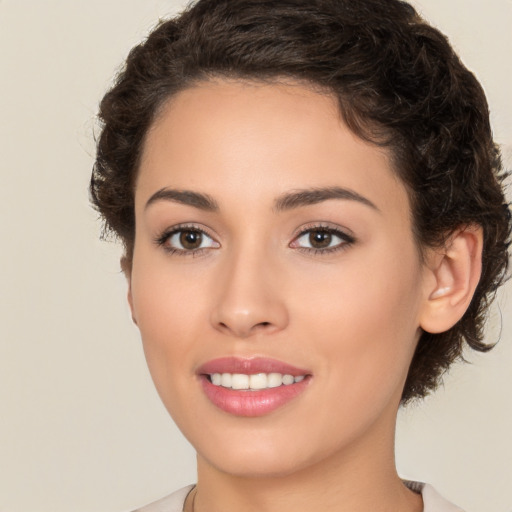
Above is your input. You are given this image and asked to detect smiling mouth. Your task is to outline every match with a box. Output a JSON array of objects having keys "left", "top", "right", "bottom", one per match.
[
  {"left": 198, "top": 357, "right": 312, "bottom": 416},
  {"left": 207, "top": 372, "right": 306, "bottom": 390}
]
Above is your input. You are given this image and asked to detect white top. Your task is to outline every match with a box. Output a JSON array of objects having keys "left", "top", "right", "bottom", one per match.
[{"left": 131, "top": 482, "right": 465, "bottom": 512}]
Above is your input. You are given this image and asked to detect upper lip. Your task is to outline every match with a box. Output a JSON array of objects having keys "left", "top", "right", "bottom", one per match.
[{"left": 197, "top": 357, "right": 310, "bottom": 376}]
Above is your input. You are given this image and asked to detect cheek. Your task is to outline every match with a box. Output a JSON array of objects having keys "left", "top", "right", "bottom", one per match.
[
  {"left": 129, "top": 262, "right": 209, "bottom": 394},
  {"left": 131, "top": 247, "right": 212, "bottom": 334},
  {"left": 293, "top": 243, "right": 423, "bottom": 393}
]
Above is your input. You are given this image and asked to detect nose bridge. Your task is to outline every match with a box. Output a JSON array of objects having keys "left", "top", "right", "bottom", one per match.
[{"left": 211, "top": 237, "right": 288, "bottom": 337}]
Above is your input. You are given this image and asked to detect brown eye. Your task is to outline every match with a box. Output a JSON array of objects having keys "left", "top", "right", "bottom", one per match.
[
  {"left": 291, "top": 226, "right": 354, "bottom": 253},
  {"left": 179, "top": 230, "right": 203, "bottom": 250},
  {"left": 308, "top": 230, "right": 332, "bottom": 249},
  {"left": 162, "top": 227, "right": 220, "bottom": 253}
]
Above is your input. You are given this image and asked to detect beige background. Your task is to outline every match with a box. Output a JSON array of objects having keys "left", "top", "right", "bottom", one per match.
[{"left": 0, "top": 1, "right": 510, "bottom": 511}]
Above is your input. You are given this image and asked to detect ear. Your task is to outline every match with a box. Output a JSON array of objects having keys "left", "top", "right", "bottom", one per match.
[
  {"left": 419, "top": 226, "right": 483, "bottom": 334},
  {"left": 121, "top": 256, "right": 138, "bottom": 326}
]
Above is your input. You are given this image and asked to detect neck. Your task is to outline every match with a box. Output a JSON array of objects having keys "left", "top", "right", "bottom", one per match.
[{"left": 192, "top": 407, "right": 422, "bottom": 512}]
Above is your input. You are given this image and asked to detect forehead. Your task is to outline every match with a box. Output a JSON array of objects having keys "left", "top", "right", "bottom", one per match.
[{"left": 137, "top": 79, "right": 408, "bottom": 217}]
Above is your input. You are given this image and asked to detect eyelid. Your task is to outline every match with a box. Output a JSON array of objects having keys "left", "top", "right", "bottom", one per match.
[
  {"left": 289, "top": 222, "right": 356, "bottom": 252},
  {"left": 291, "top": 222, "right": 355, "bottom": 241},
  {"left": 154, "top": 223, "right": 220, "bottom": 255}
]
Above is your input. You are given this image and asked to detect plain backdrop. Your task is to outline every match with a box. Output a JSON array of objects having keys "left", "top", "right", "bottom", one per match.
[{"left": 0, "top": 1, "right": 510, "bottom": 511}]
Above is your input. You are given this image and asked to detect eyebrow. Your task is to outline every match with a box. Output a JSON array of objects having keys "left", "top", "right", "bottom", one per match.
[
  {"left": 144, "top": 185, "right": 379, "bottom": 214},
  {"left": 145, "top": 188, "right": 219, "bottom": 212},
  {"left": 273, "top": 186, "right": 379, "bottom": 212}
]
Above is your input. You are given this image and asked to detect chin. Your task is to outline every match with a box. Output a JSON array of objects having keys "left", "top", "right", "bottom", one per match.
[
  {"left": 193, "top": 421, "right": 348, "bottom": 480},
  {"left": 200, "top": 447, "right": 318, "bottom": 479}
]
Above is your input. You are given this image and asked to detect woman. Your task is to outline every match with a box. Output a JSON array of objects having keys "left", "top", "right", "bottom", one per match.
[{"left": 91, "top": 0, "right": 510, "bottom": 510}]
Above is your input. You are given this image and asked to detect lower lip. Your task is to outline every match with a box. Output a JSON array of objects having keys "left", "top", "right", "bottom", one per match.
[{"left": 200, "top": 376, "right": 311, "bottom": 417}]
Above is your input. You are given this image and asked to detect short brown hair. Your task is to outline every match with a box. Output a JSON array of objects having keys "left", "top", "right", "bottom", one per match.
[{"left": 91, "top": 0, "right": 511, "bottom": 402}]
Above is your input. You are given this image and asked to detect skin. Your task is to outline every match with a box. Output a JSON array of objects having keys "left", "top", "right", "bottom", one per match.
[{"left": 126, "top": 80, "right": 479, "bottom": 512}]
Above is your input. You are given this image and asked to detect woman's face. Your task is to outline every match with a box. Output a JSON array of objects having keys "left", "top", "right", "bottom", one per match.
[{"left": 129, "top": 80, "right": 432, "bottom": 477}]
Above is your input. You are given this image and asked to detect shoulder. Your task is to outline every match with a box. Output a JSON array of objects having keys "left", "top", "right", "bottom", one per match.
[
  {"left": 405, "top": 481, "right": 465, "bottom": 512},
  {"left": 131, "top": 485, "right": 194, "bottom": 512}
]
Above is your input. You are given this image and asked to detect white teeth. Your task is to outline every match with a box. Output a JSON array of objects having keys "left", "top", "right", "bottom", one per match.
[
  {"left": 267, "top": 373, "right": 283, "bottom": 388},
  {"left": 209, "top": 372, "right": 306, "bottom": 390},
  {"left": 231, "top": 373, "right": 250, "bottom": 390},
  {"left": 282, "top": 374, "right": 294, "bottom": 385},
  {"left": 221, "top": 373, "right": 232, "bottom": 388},
  {"left": 249, "top": 373, "right": 268, "bottom": 390}
]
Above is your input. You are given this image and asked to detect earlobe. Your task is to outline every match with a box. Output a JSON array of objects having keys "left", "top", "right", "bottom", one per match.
[
  {"left": 127, "top": 285, "right": 138, "bottom": 326},
  {"left": 120, "top": 256, "right": 138, "bottom": 326},
  {"left": 419, "top": 226, "right": 483, "bottom": 334}
]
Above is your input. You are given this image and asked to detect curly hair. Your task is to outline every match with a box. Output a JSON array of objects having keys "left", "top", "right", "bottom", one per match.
[{"left": 91, "top": 0, "right": 511, "bottom": 403}]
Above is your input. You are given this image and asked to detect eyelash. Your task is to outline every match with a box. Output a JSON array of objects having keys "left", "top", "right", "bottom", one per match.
[
  {"left": 154, "top": 223, "right": 355, "bottom": 257},
  {"left": 154, "top": 224, "right": 218, "bottom": 257},
  {"left": 290, "top": 224, "right": 356, "bottom": 255}
]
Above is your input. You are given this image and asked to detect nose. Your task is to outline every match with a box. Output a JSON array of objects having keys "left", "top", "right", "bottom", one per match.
[{"left": 210, "top": 249, "right": 289, "bottom": 338}]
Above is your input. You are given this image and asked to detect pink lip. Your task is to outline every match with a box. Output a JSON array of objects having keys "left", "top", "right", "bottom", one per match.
[
  {"left": 198, "top": 357, "right": 309, "bottom": 376},
  {"left": 197, "top": 357, "right": 312, "bottom": 417}
]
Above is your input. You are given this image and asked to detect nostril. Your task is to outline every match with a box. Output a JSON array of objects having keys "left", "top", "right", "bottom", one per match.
[{"left": 217, "top": 320, "right": 273, "bottom": 336}]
